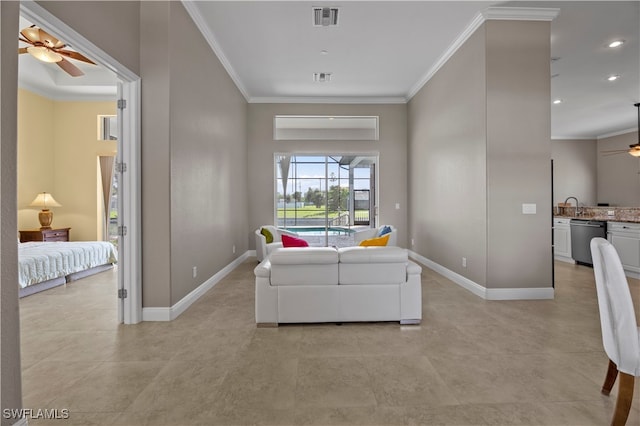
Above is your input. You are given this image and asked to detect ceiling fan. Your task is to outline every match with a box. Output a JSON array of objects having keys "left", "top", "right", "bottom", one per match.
[
  {"left": 18, "top": 25, "right": 95, "bottom": 77},
  {"left": 600, "top": 103, "right": 640, "bottom": 157}
]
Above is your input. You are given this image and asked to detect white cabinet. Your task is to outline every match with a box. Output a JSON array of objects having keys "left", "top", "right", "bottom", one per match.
[
  {"left": 553, "top": 218, "right": 573, "bottom": 263},
  {"left": 608, "top": 221, "right": 640, "bottom": 279}
]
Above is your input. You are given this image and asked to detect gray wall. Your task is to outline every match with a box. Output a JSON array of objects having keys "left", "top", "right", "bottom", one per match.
[
  {"left": 408, "top": 25, "right": 488, "bottom": 286},
  {"left": 408, "top": 20, "right": 553, "bottom": 290},
  {"left": 1, "top": 3, "right": 22, "bottom": 424},
  {"left": 167, "top": 2, "right": 248, "bottom": 305},
  {"left": 485, "top": 20, "right": 552, "bottom": 290},
  {"left": 551, "top": 139, "right": 597, "bottom": 207},
  {"left": 247, "top": 104, "right": 407, "bottom": 248},
  {"left": 597, "top": 131, "right": 640, "bottom": 207}
]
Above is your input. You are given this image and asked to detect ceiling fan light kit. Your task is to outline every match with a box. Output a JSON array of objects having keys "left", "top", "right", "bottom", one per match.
[
  {"left": 26, "top": 45, "right": 62, "bottom": 63},
  {"left": 18, "top": 24, "right": 95, "bottom": 77}
]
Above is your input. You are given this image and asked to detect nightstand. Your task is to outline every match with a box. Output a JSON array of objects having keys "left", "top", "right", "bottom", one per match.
[{"left": 19, "top": 228, "right": 70, "bottom": 243}]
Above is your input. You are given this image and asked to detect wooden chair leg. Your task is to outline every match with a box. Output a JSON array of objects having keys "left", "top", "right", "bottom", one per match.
[
  {"left": 611, "top": 372, "right": 634, "bottom": 426},
  {"left": 602, "top": 359, "right": 618, "bottom": 396}
]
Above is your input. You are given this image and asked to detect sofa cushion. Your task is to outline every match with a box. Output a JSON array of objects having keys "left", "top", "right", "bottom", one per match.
[
  {"left": 281, "top": 234, "right": 309, "bottom": 248},
  {"left": 359, "top": 234, "right": 390, "bottom": 247},
  {"left": 338, "top": 247, "right": 408, "bottom": 285},
  {"left": 270, "top": 247, "right": 338, "bottom": 264},
  {"left": 270, "top": 247, "right": 339, "bottom": 286},
  {"left": 261, "top": 227, "right": 274, "bottom": 244},
  {"left": 339, "top": 246, "right": 407, "bottom": 263}
]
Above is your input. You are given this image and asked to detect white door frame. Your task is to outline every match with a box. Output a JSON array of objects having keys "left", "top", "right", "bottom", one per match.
[{"left": 21, "top": 1, "right": 142, "bottom": 324}]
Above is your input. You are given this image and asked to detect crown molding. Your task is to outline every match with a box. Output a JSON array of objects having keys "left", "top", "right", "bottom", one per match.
[
  {"left": 597, "top": 127, "right": 637, "bottom": 140},
  {"left": 483, "top": 7, "right": 560, "bottom": 21},
  {"left": 182, "top": 0, "right": 250, "bottom": 102},
  {"left": 19, "top": 83, "right": 117, "bottom": 102},
  {"left": 407, "top": 12, "right": 485, "bottom": 100},
  {"left": 407, "top": 7, "right": 559, "bottom": 101},
  {"left": 249, "top": 96, "right": 407, "bottom": 104}
]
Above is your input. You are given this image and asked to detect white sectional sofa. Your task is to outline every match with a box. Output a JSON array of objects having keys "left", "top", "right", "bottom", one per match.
[
  {"left": 254, "top": 246, "right": 422, "bottom": 326},
  {"left": 254, "top": 225, "right": 299, "bottom": 262}
]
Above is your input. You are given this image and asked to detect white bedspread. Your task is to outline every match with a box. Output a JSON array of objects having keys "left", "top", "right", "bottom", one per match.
[{"left": 18, "top": 241, "right": 118, "bottom": 288}]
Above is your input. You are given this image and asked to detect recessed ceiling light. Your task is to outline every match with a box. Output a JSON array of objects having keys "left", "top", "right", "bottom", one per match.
[
  {"left": 607, "top": 74, "right": 621, "bottom": 81},
  {"left": 608, "top": 40, "right": 625, "bottom": 48},
  {"left": 553, "top": 99, "right": 563, "bottom": 104},
  {"left": 320, "top": 50, "right": 329, "bottom": 55}
]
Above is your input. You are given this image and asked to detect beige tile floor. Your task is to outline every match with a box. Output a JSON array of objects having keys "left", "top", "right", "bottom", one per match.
[{"left": 19, "top": 259, "right": 640, "bottom": 426}]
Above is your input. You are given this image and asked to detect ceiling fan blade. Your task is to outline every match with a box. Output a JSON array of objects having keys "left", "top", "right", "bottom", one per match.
[
  {"left": 57, "top": 49, "right": 96, "bottom": 65},
  {"left": 37, "top": 28, "right": 65, "bottom": 49},
  {"left": 56, "top": 58, "right": 84, "bottom": 77},
  {"left": 18, "top": 47, "right": 28, "bottom": 55}
]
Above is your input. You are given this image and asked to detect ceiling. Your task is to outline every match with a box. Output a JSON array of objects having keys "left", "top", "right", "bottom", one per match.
[{"left": 17, "top": 1, "right": 639, "bottom": 139}]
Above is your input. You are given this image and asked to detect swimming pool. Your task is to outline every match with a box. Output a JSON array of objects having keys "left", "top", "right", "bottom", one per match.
[{"left": 284, "top": 226, "right": 356, "bottom": 236}]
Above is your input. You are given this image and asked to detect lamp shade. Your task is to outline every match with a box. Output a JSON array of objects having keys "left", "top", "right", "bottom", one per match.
[
  {"left": 629, "top": 148, "right": 640, "bottom": 157},
  {"left": 30, "top": 192, "right": 61, "bottom": 208}
]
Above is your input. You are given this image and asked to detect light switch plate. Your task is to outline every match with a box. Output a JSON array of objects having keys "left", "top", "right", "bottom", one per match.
[{"left": 522, "top": 203, "right": 537, "bottom": 214}]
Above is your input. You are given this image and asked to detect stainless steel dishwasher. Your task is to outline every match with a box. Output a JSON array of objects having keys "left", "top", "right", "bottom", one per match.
[{"left": 570, "top": 219, "right": 607, "bottom": 266}]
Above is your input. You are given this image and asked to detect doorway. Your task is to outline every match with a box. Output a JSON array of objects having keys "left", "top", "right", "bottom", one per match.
[
  {"left": 20, "top": 2, "right": 141, "bottom": 324},
  {"left": 274, "top": 154, "right": 378, "bottom": 247}
]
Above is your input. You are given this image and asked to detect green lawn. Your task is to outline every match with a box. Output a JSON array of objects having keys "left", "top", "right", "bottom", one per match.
[{"left": 277, "top": 207, "right": 369, "bottom": 220}]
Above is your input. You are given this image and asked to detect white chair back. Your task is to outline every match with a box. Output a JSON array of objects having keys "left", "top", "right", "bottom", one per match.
[{"left": 590, "top": 237, "right": 640, "bottom": 376}]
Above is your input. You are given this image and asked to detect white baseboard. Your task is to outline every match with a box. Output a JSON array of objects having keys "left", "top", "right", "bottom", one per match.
[
  {"left": 554, "top": 255, "right": 575, "bottom": 264},
  {"left": 142, "top": 251, "right": 252, "bottom": 321},
  {"left": 409, "top": 250, "right": 554, "bottom": 300}
]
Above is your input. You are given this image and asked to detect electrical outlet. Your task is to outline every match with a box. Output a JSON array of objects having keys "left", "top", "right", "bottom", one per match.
[
  {"left": 192, "top": 266, "right": 197, "bottom": 278},
  {"left": 462, "top": 257, "right": 467, "bottom": 268},
  {"left": 395, "top": 203, "right": 400, "bottom": 210},
  {"left": 607, "top": 210, "right": 615, "bottom": 216},
  {"left": 232, "top": 245, "right": 236, "bottom": 254},
  {"left": 411, "top": 238, "right": 415, "bottom": 246}
]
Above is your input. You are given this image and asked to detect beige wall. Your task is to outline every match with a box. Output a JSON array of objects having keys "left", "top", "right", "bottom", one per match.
[
  {"left": 1, "top": 3, "right": 22, "bottom": 424},
  {"left": 551, "top": 139, "right": 597, "bottom": 207},
  {"left": 17, "top": 89, "right": 55, "bottom": 229},
  {"left": 17, "top": 89, "right": 117, "bottom": 240},
  {"left": 247, "top": 103, "right": 408, "bottom": 248},
  {"left": 597, "top": 131, "right": 640, "bottom": 207},
  {"left": 408, "top": 20, "right": 553, "bottom": 290}
]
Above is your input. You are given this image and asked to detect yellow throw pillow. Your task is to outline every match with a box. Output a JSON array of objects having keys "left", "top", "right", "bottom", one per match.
[{"left": 358, "top": 234, "right": 390, "bottom": 247}]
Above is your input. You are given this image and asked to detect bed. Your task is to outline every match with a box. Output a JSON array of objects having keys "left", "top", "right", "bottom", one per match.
[{"left": 18, "top": 241, "right": 118, "bottom": 297}]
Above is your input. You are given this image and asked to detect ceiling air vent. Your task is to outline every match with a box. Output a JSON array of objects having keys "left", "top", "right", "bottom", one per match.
[
  {"left": 313, "top": 7, "right": 339, "bottom": 27},
  {"left": 313, "top": 72, "right": 332, "bottom": 82}
]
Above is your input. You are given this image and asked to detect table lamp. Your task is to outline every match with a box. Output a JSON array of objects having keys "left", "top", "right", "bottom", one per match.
[{"left": 29, "top": 192, "right": 61, "bottom": 229}]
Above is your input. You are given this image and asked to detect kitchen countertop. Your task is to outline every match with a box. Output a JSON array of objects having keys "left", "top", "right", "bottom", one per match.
[{"left": 554, "top": 215, "right": 640, "bottom": 224}]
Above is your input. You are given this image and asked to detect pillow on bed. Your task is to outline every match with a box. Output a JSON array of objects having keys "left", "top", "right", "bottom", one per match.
[
  {"left": 261, "top": 227, "right": 274, "bottom": 244},
  {"left": 359, "top": 234, "right": 390, "bottom": 247},
  {"left": 281, "top": 234, "right": 309, "bottom": 248}
]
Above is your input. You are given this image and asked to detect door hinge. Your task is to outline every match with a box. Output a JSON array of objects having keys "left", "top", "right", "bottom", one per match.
[
  {"left": 118, "top": 288, "right": 128, "bottom": 299},
  {"left": 118, "top": 225, "right": 128, "bottom": 237},
  {"left": 116, "top": 162, "right": 127, "bottom": 173},
  {"left": 117, "top": 99, "right": 127, "bottom": 109}
]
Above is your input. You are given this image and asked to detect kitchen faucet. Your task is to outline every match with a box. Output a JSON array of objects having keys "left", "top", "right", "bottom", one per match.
[{"left": 564, "top": 196, "right": 581, "bottom": 216}]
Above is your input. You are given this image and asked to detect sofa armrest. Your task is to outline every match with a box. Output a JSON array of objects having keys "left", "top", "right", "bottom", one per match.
[
  {"left": 406, "top": 260, "right": 422, "bottom": 277},
  {"left": 354, "top": 228, "right": 378, "bottom": 243},
  {"left": 255, "top": 229, "right": 268, "bottom": 262},
  {"left": 254, "top": 259, "right": 272, "bottom": 278}
]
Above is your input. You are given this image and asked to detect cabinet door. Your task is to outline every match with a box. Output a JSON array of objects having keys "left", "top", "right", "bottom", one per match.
[
  {"left": 554, "top": 227, "right": 571, "bottom": 258},
  {"left": 610, "top": 234, "right": 640, "bottom": 271}
]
